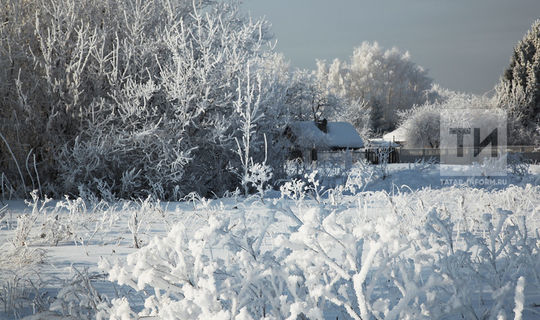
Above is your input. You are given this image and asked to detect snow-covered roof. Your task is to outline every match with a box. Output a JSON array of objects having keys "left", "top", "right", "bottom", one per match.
[
  {"left": 382, "top": 127, "right": 407, "bottom": 142},
  {"left": 326, "top": 122, "right": 364, "bottom": 148},
  {"left": 367, "top": 138, "right": 400, "bottom": 148},
  {"left": 287, "top": 121, "right": 364, "bottom": 149}
]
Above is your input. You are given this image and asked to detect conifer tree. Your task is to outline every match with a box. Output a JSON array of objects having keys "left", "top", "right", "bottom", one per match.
[{"left": 496, "top": 20, "right": 540, "bottom": 145}]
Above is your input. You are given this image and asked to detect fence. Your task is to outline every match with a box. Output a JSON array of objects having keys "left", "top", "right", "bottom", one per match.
[
  {"left": 364, "top": 148, "right": 399, "bottom": 164},
  {"left": 286, "top": 146, "right": 540, "bottom": 173},
  {"left": 398, "top": 146, "right": 540, "bottom": 163}
]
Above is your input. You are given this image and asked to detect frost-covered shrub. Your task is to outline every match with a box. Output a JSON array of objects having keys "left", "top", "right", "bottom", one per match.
[
  {"left": 102, "top": 207, "right": 308, "bottom": 319},
  {"left": 98, "top": 182, "right": 540, "bottom": 319},
  {"left": 19, "top": 192, "right": 90, "bottom": 246},
  {"left": 39, "top": 214, "right": 74, "bottom": 246},
  {"left": 418, "top": 207, "right": 540, "bottom": 319},
  {"left": 0, "top": 270, "right": 48, "bottom": 318},
  {"left": 344, "top": 159, "right": 377, "bottom": 193},
  {"left": 96, "top": 297, "right": 138, "bottom": 320},
  {"left": 24, "top": 267, "right": 114, "bottom": 320},
  {"left": 278, "top": 206, "right": 411, "bottom": 319},
  {"left": 1, "top": 0, "right": 290, "bottom": 199},
  {"left": 57, "top": 1, "right": 290, "bottom": 199},
  {"left": 127, "top": 196, "right": 165, "bottom": 248},
  {"left": 13, "top": 191, "right": 51, "bottom": 247},
  {"left": 0, "top": 244, "right": 45, "bottom": 270},
  {"left": 508, "top": 153, "right": 531, "bottom": 177},
  {"left": 399, "top": 104, "right": 441, "bottom": 148},
  {"left": 47, "top": 268, "right": 109, "bottom": 320},
  {"left": 6, "top": 190, "right": 120, "bottom": 250},
  {"left": 280, "top": 178, "right": 307, "bottom": 203},
  {"left": 397, "top": 92, "right": 502, "bottom": 149},
  {"left": 244, "top": 162, "right": 273, "bottom": 200},
  {"left": 0, "top": 0, "right": 126, "bottom": 197},
  {"left": 280, "top": 171, "right": 327, "bottom": 205},
  {"left": 278, "top": 194, "right": 539, "bottom": 319}
]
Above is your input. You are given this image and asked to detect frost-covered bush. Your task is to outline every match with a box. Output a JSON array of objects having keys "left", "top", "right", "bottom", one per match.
[
  {"left": 58, "top": 0, "right": 289, "bottom": 199},
  {"left": 0, "top": 0, "right": 126, "bottom": 197},
  {"left": 15, "top": 192, "right": 90, "bottom": 247},
  {"left": 278, "top": 206, "right": 409, "bottom": 319},
  {"left": 397, "top": 92, "right": 502, "bottom": 149},
  {"left": 243, "top": 162, "right": 273, "bottom": 200},
  {"left": 508, "top": 153, "right": 531, "bottom": 177},
  {"left": 279, "top": 191, "right": 539, "bottom": 319},
  {"left": 100, "top": 182, "right": 540, "bottom": 319},
  {"left": 345, "top": 160, "right": 377, "bottom": 193},
  {"left": 26, "top": 267, "right": 115, "bottom": 320},
  {"left": 101, "top": 206, "right": 308, "bottom": 319},
  {"left": 345, "top": 157, "right": 393, "bottom": 192},
  {"left": 127, "top": 196, "right": 165, "bottom": 248},
  {"left": 279, "top": 178, "right": 307, "bottom": 203},
  {"left": 418, "top": 207, "right": 540, "bottom": 319},
  {"left": 0, "top": 0, "right": 290, "bottom": 199},
  {"left": 39, "top": 214, "right": 74, "bottom": 246},
  {"left": 5, "top": 190, "right": 124, "bottom": 251},
  {"left": 0, "top": 270, "right": 48, "bottom": 318},
  {"left": 48, "top": 268, "right": 109, "bottom": 320},
  {"left": 13, "top": 191, "right": 51, "bottom": 247},
  {"left": 399, "top": 104, "right": 441, "bottom": 148},
  {"left": 0, "top": 244, "right": 45, "bottom": 271},
  {"left": 280, "top": 171, "right": 327, "bottom": 205}
]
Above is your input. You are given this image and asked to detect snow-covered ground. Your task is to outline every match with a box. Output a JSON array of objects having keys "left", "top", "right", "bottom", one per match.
[{"left": 1, "top": 164, "right": 539, "bottom": 319}]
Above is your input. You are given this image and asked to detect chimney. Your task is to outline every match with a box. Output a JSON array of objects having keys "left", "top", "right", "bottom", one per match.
[{"left": 316, "top": 118, "right": 328, "bottom": 133}]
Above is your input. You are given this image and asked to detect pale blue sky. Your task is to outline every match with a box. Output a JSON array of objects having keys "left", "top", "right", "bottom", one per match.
[{"left": 242, "top": 0, "right": 540, "bottom": 94}]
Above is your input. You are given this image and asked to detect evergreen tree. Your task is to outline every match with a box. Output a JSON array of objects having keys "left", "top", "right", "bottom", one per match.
[{"left": 496, "top": 19, "right": 540, "bottom": 145}]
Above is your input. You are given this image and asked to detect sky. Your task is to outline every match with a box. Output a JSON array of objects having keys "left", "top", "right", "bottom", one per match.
[{"left": 241, "top": 0, "right": 540, "bottom": 95}]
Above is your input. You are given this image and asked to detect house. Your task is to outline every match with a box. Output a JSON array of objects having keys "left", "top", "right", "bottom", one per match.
[
  {"left": 382, "top": 127, "right": 407, "bottom": 145},
  {"left": 284, "top": 120, "right": 364, "bottom": 162}
]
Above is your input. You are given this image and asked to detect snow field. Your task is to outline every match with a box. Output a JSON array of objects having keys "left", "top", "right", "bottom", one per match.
[{"left": 0, "top": 168, "right": 539, "bottom": 319}]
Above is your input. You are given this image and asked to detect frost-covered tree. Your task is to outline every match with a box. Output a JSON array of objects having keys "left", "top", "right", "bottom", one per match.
[
  {"left": 399, "top": 104, "right": 441, "bottom": 148},
  {"left": 397, "top": 92, "right": 498, "bottom": 148},
  {"left": 341, "top": 99, "right": 373, "bottom": 139},
  {"left": 0, "top": 0, "right": 290, "bottom": 198},
  {"left": 496, "top": 19, "right": 540, "bottom": 145},
  {"left": 317, "top": 42, "right": 436, "bottom": 134},
  {"left": 283, "top": 66, "right": 374, "bottom": 138},
  {"left": 0, "top": 0, "right": 116, "bottom": 196},
  {"left": 285, "top": 69, "right": 343, "bottom": 122}
]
